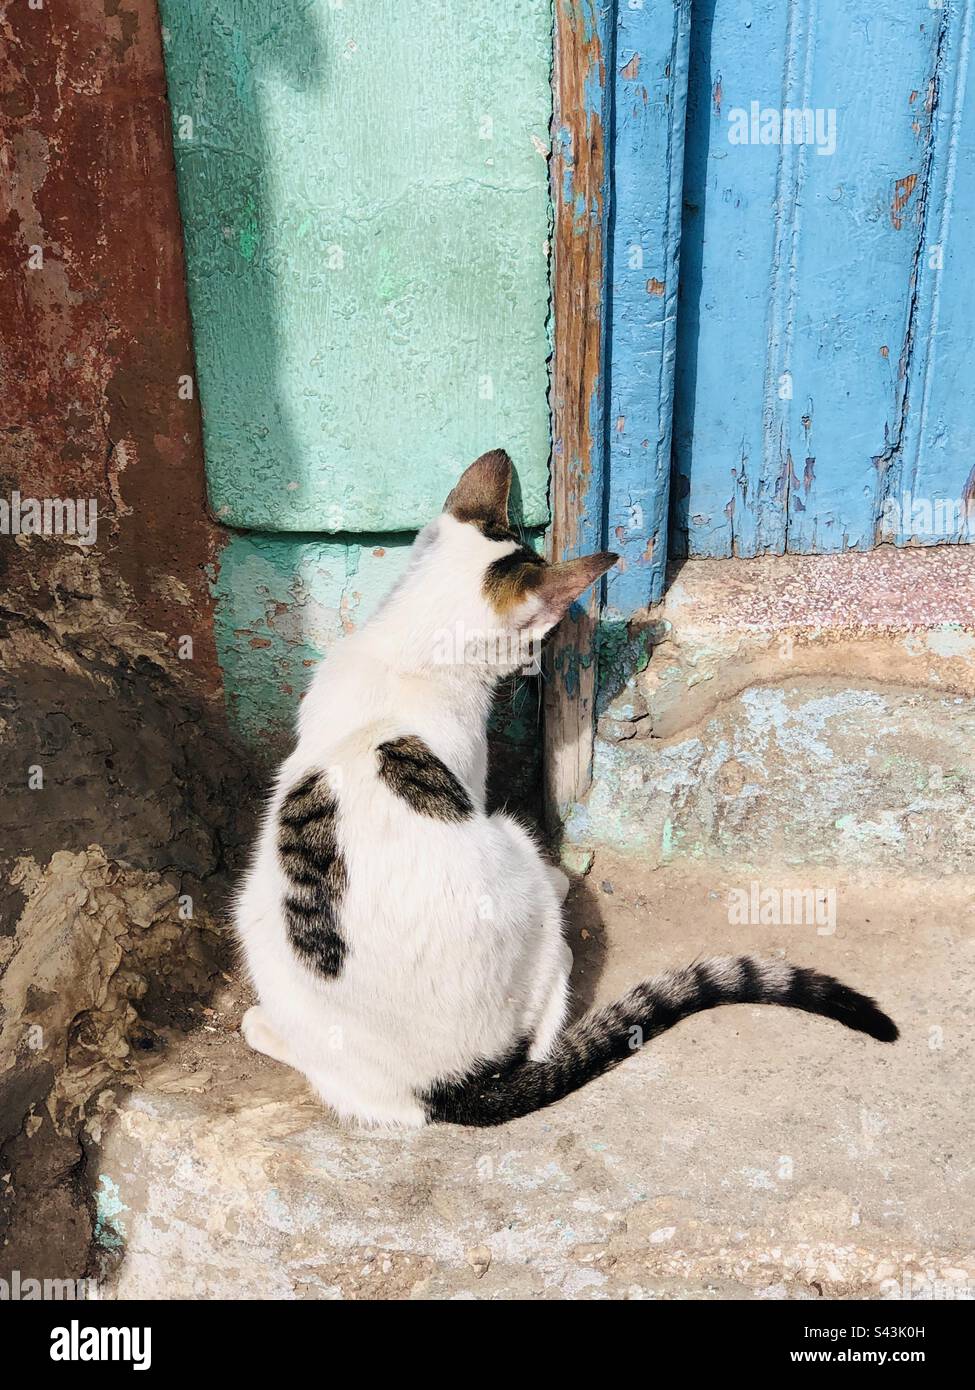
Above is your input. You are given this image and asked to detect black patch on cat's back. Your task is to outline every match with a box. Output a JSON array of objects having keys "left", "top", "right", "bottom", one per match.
[
  {"left": 376, "top": 736, "right": 474, "bottom": 822},
  {"left": 277, "top": 770, "right": 348, "bottom": 978}
]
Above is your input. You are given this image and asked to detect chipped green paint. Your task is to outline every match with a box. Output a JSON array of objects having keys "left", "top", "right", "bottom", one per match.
[
  {"left": 211, "top": 525, "right": 548, "bottom": 781},
  {"left": 159, "top": 0, "right": 553, "bottom": 534},
  {"left": 95, "top": 1174, "right": 128, "bottom": 1252},
  {"left": 596, "top": 619, "right": 652, "bottom": 714},
  {"left": 211, "top": 531, "right": 413, "bottom": 752}
]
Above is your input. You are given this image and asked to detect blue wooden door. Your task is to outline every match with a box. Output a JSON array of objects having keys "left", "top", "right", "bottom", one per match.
[{"left": 601, "top": 0, "right": 975, "bottom": 612}]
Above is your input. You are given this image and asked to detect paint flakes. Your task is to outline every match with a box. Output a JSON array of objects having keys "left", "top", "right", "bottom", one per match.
[
  {"left": 891, "top": 173, "right": 918, "bottom": 230},
  {"left": 95, "top": 1175, "right": 128, "bottom": 1251}
]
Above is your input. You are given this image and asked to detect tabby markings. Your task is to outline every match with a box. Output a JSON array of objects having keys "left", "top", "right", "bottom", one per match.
[
  {"left": 482, "top": 544, "right": 546, "bottom": 611},
  {"left": 277, "top": 770, "right": 348, "bottom": 978},
  {"left": 376, "top": 736, "right": 474, "bottom": 822}
]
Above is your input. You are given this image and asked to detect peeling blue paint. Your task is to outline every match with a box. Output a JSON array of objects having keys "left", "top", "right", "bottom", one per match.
[
  {"left": 604, "top": 0, "right": 692, "bottom": 614},
  {"left": 670, "top": 1, "right": 975, "bottom": 561}
]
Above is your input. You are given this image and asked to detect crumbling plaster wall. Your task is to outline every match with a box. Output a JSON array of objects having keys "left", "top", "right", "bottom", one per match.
[{"left": 0, "top": 0, "right": 254, "bottom": 1278}]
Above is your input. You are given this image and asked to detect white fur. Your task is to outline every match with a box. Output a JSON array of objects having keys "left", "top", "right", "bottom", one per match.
[{"left": 234, "top": 515, "right": 572, "bottom": 1128}]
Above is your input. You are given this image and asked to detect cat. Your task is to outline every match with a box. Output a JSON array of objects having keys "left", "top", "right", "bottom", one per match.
[{"left": 234, "top": 449, "right": 898, "bottom": 1128}]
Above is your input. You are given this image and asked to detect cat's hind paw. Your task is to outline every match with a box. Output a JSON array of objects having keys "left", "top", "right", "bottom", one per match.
[
  {"left": 241, "top": 1006, "right": 294, "bottom": 1066},
  {"left": 547, "top": 865, "right": 571, "bottom": 905}
]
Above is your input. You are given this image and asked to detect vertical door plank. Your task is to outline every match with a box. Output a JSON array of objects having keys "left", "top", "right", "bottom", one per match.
[
  {"left": 605, "top": 0, "right": 692, "bottom": 615},
  {"left": 672, "top": 0, "right": 793, "bottom": 559},
  {"left": 785, "top": 7, "right": 944, "bottom": 553},
  {"left": 882, "top": 0, "right": 975, "bottom": 546},
  {"left": 672, "top": 1, "right": 955, "bottom": 559}
]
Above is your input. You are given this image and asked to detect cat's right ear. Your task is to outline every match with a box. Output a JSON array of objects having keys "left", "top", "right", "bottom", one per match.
[
  {"left": 444, "top": 449, "right": 512, "bottom": 531},
  {"left": 524, "top": 551, "right": 619, "bottom": 638}
]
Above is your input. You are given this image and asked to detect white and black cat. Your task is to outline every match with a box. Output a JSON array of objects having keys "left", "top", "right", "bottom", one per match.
[{"left": 234, "top": 449, "right": 897, "bottom": 1128}]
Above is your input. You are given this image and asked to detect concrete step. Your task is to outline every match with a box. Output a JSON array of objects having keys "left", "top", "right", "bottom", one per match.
[
  {"left": 89, "top": 855, "right": 974, "bottom": 1300},
  {"left": 572, "top": 549, "right": 975, "bottom": 871}
]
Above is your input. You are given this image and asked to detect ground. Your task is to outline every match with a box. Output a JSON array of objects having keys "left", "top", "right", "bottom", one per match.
[{"left": 91, "top": 851, "right": 973, "bottom": 1301}]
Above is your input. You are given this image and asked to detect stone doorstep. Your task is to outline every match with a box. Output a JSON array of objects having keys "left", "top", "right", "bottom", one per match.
[
  {"left": 578, "top": 549, "right": 975, "bottom": 871},
  {"left": 664, "top": 546, "right": 975, "bottom": 640},
  {"left": 600, "top": 547, "right": 975, "bottom": 746}
]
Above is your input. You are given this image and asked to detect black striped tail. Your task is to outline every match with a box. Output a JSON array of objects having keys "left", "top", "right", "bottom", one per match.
[{"left": 422, "top": 955, "right": 898, "bottom": 1127}]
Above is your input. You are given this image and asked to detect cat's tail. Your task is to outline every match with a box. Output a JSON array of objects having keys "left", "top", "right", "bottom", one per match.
[{"left": 422, "top": 955, "right": 897, "bottom": 1127}]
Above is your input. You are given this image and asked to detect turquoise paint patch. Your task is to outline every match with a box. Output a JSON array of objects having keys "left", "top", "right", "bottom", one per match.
[
  {"left": 212, "top": 531, "right": 413, "bottom": 752},
  {"left": 596, "top": 619, "right": 651, "bottom": 714},
  {"left": 212, "top": 526, "right": 548, "bottom": 757},
  {"left": 925, "top": 624, "right": 975, "bottom": 660},
  {"left": 238, "top": 196, "right": 260, "bottom": 262},
  {"left": 95, "top": 1174, "right": 128, "bottom": 1252}
]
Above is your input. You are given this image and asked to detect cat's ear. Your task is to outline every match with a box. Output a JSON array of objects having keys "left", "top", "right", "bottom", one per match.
[
  {"left": 444, "top": 449, "right": 512, "bottom": 530},
  {"left": 526, "top": 551, "right": 619, "bottom": 636}
]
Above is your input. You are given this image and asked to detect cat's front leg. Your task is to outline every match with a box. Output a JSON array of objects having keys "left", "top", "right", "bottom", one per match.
[{"left": 490, "top": 811, "right": 570, "bottom": 905}]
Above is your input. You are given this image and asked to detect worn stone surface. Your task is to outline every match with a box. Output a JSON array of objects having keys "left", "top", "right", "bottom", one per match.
[
  {"left": 570, "top": 551, "right": 975, "bottom": 868},
  {"left": 92, "top": 859, "right": 973, "bottom": 1300},
  {"left": 572, "top": 677, "right": 975, "bottom": 871}
]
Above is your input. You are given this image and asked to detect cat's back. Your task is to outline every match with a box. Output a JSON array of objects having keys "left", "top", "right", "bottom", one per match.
[{"left": 238, "top": 714, "right": 495, "bottom": 952}]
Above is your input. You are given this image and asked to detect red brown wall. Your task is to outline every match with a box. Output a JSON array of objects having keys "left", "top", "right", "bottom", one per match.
[
  {"left": 0, "top": 2, "right": 251, "bottom": 1281},
  {"left": 1, "top": 0, "right": 222, "bottom": 691}
]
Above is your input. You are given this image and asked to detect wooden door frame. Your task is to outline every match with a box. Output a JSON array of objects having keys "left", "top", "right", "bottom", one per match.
[
  {"left": 544, "top": 0, "right": 614, "bottom": 831},
  {"left": 544, "top": 0, "right": 691, "bottom": 830}
]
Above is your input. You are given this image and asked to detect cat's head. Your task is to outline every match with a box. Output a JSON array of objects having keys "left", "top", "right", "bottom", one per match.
[{"left": 419, "top": 449, "right": 617, "bottom": 678}]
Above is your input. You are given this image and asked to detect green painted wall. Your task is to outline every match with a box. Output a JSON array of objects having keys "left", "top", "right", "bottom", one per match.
[
  {"left": 160, "top": 1, "right": 553, "bottom": 788},
  {"left": 210, "top": 532, "right": 414, "bottom": 747},
  {"left": 159, "top": 0, "right": 553, "bottom": 533}
]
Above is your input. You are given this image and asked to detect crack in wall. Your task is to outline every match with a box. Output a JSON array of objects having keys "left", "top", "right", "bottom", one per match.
[{"left": 871, "top": 3, "right": 953, "bottom": 545}]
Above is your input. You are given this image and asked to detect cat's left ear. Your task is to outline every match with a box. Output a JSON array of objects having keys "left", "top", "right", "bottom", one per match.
[
  {"left": 444, "top": 449, "right": 512, "bottom": 530},
  {"left": 526, "top": 551, "right": 619, "bottom": 636}
]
